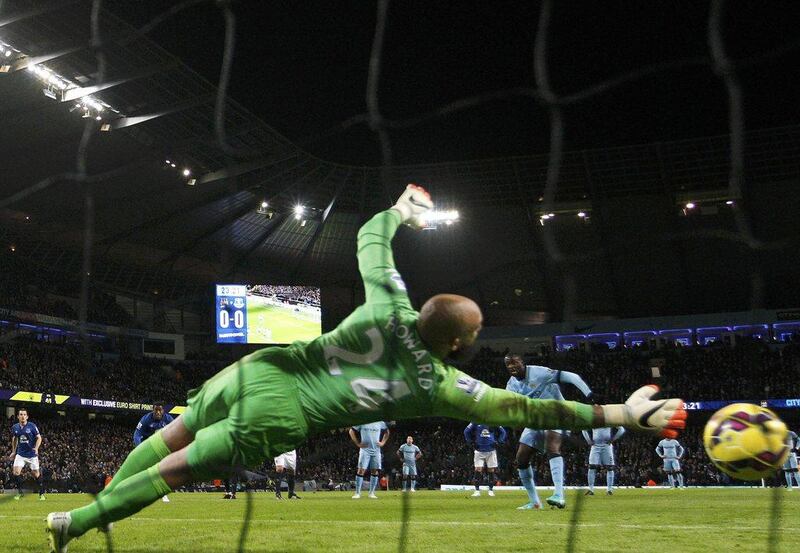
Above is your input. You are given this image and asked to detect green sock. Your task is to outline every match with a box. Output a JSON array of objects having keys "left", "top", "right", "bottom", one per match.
[
  {"left": 99, "top": 432, "right": 170, "bottom": 499},
  {"left": 69, "top": 465, "right": 171, "bottom": 538}
]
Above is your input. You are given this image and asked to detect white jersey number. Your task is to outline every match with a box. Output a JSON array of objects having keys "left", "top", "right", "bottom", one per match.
[
  {"left": 323, "top": 327, "right": 411, "bottom": 411},
  {"left": 324, "top": 327, "right": 384, "bottom": 376}
]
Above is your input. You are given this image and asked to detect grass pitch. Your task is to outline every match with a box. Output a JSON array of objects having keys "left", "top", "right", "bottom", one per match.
[
  {"left": 246, "top": 300, "right": 320, "bottom": 344},
  {"left": 3, "top": 489, "right": 799, "bottom": 552}
]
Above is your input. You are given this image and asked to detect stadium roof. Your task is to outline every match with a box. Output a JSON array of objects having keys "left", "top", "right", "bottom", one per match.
[{"left": 1, "top": 1, "right": 799, "bottom": 320}]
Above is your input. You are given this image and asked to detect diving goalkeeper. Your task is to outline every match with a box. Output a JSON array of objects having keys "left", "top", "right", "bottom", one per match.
[{"left": 46, "top": 185, "right": 686, "bottom": 551}]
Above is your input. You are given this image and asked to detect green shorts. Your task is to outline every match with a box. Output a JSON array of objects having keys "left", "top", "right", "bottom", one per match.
[{"left": 182, "top": 349, "right": 308, "bottom": 480}]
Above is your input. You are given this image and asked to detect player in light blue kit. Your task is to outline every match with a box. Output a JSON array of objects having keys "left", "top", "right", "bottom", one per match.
[
  {"left": 505, "top": 354, "right": 593, "bottom": 509},
  {"left": 396, "top": 436, "right": 422, "bottom": 492},
  {"left": 656, "top": 437, "right": 685, "bottom": 488},
  {"left": 582, "top": 427, "right": 625, "bottom": 495},
  {"left": 9, "top": 408, "right": 45, "bottom": 500},
  {"left": 349, "top": 421, "right": 390, "bottom": 499},
  {"left": 133, "top": 403, "right": 174, "bottom": 503},
  {"left": 783, "top": 430, "right": 799, "bottom": 490}
]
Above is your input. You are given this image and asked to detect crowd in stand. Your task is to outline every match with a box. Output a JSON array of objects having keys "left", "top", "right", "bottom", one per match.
[
  {"left": 2, "top": 336, "right": 799, "bottom": 491},
  {"left": 248, "top": 285, "right": 321, "bottom": 307},
  {"left": 462, "top": 339, "right": 800, "bottom": 404},
  {"left": 0, "top": 339, "right": 220, "bottom": 401}
]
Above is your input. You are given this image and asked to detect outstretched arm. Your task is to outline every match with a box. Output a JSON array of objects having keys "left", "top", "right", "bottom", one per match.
[
  {"left": 356, "top": 210, "right": 407, "bottom": 306},
  {"left": 559, "top": 370, "right": 593, "bottom": 399},
  {"left": 356, "top": 185, "right": 432, "bottom": 306},
  {"left": 435, "top": 368, "right": 685, "bottom": 437}
]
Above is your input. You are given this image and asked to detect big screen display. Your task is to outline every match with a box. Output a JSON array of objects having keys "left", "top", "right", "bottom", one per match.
[{"left": 215, "top": 284, "right": 322, "bottom": 344}]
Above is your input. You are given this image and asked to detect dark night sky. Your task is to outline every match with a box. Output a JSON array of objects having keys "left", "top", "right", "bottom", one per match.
[{"left": 110, "top": 1, "right": 800, "bottom": 165}]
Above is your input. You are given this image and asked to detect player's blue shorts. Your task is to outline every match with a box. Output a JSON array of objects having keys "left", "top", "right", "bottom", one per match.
[
  {"left": 357, "top": 449, "right": 382, "bottom": 471},
  {"left": 663, "top": 459, "right": 681, "bottom": 472},
  {"left": 402, "top": 463, "right": 417, "bottom": 476},
  {"left": 520, "top": 428, "right": 564, "bottom": 451},
  {"left": 783, "top": 453, "right": 798, "bottom": 471},
  {"left": 589, "top": 445, "right": 615, "bottom": 466}
]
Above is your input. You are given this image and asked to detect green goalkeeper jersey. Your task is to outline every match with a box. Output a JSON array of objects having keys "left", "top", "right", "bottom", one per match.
[{"left": 282, "top": 209, "right": 595, "bottom": 435}]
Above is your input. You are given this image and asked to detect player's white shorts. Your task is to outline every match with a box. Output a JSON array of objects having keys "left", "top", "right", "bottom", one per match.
[
  {"left": 13, "top": 454, "right": 39, "bottom": 471},
  {"left": 783, "top": 453, "right": 798, "bottom": 471},
  {"left": 589, "top": 445, "right": 615, "bottom": 466},
  {"left": 473, "top": 450, "right": 498, "bottom": 469},
  {"left": 402, "top": 463, "right": 417, "bottom": 476},
  {"left": 663, "top": 459, "right": 681, "bottom": 472},
  {"left": 274, "top": 450, "right": 297, "bottom": 471},
  {"left": 357, "top": 449, "right": 382, "bottom": 471}
]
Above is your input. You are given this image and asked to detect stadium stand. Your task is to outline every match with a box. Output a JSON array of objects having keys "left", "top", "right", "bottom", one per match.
[{"left": 2, "top": 335, "right": 798, "bottom": 491}]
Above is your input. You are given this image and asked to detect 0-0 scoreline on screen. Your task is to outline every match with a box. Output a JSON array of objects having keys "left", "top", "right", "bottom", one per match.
[{"left": 216, "top": 284, "right": 322, "bottom": 344}]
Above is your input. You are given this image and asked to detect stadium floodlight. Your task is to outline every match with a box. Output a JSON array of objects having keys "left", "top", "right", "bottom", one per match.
[
  {"left": 182, "top": 168, "right": 191, "bottom": 177},
  {"left": 577, "top": 211, "right": 586, "bottom": 218},
  {"left": 294, "top": 205, "right": 305, "bottom": 220},
  {"left": 685, "top": 202, "right": 695, "bottom": 209},
  {"left": 95, "top": 115, "right": 102, "bottom": 121},
  {"left": 261, "top": 201, "right": 268, "bottom": 208},
  {"left": 421, "top": 210, "right": 459, "bottom": 223},
  {"left": 726, "top": 200, "right": 734, "bottom": 205},
  {"left": 170, "top": 163, "right": 176, "bottom": 168},
  {"left": 165, "top": 159, "right": 171, "bottom": 165},
  {"left": 420, "top": 209, "right": 460, "bottom": 230}
]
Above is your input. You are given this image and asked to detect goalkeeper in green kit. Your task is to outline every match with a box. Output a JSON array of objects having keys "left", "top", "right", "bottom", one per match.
[{"left": 46, "top": 185, "right": 686, "bottom": 551}]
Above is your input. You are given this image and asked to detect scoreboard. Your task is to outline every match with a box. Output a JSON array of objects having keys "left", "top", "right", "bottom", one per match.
[
  {"left": 216, "top": 285, "right": 248, "bottom": 343},
  {"left": 215, "top": 284, "right": 322, "bottom": 345}
]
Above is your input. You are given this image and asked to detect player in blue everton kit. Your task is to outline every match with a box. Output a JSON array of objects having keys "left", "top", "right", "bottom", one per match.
[
  {"left": 133, "top": 404, "right": 174, "bottom": 503},
  {"left": 134, "top": 403, "right": 175, "bottom": 446},
  {"left": 396, "top": 436, "right": 422, "bottom": 492},
  {"left": 505, "top": 354, "right": 593, "bottom": 509},
  {"left": 656, "top": 437, "right": 685, "bottom": 488},
  {"left": 349, "top": 421, "right": 390, "bottom": 499},
  {"left": 782, "top": 430, "right": 799, "bottom": 490},
  {"left": 464, "top": 422, "right": 506, "bottom": 497},
  {"left": 9, "top": 408, "right": 45, "bottom": 500},
  {"left": 582, "top": 427, "right": 625, "bottom": 495}
]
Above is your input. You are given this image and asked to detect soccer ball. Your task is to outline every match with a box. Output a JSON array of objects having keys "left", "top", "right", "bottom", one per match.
[{"left": 703, "top": 403, "right": 790, "bottom": 481}]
